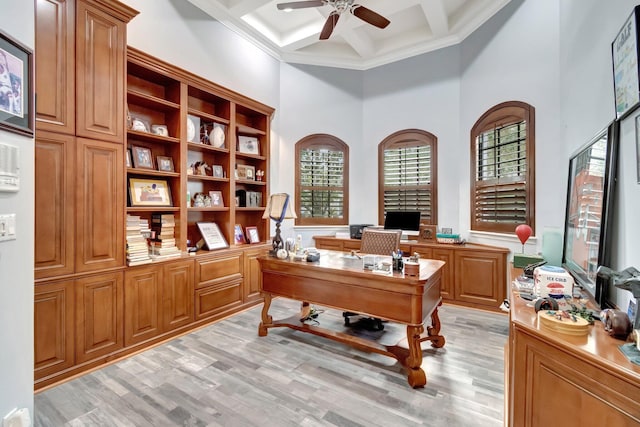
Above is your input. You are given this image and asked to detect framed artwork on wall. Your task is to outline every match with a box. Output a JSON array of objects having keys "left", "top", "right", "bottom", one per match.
[
  {"left": 0, "top": 30, "right": 33, "bottom": 137},
  {"left": 613, "top": 6, "right": 640, "bottom": 120}
]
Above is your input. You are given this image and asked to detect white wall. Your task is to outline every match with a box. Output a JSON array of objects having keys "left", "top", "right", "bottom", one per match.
[
  {"left": 560, "top": 0, "right": 640, "bottom": 308},
  {"left": 459, "top": 0, "right": 562, "bottom": 255},
  {"left": 0, "top": 0, "right": 35, "bottom": 420}
]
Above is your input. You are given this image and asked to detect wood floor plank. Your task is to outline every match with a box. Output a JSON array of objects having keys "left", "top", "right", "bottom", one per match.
[{"left": 35, "top": 299, "right": 508, "bottom": 427}]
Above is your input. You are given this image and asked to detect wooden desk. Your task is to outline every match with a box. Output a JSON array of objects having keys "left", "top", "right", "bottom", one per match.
[
  {"left": 313, "top": 235, "right": 509, "bottom": 312},
  {"left": 507, "top": 267, "right": 640, "bottom": 425},
  {"left": 257, "top": 250, "right": 445, "bottom": 388}
]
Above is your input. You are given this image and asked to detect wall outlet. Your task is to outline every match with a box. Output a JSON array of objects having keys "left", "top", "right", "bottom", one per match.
[{"left": 3, "top": 408, "right": 30, "bottom": 427}]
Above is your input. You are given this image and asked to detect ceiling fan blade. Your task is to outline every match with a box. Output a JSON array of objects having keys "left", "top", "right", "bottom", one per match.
[
  {"left": 320, "top": 11, "right": 340, "bottom": 40},
  {"left": 277, "top": 1, "right": 325, "bottom": 10},
  {"left": 352, "top": 5, "right": 390, "bottom": 29}
]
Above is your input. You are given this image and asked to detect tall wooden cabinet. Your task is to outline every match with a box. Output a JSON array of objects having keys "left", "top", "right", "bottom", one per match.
[{"left": 34, "top": 1, "right": 274, "bottom": 390}]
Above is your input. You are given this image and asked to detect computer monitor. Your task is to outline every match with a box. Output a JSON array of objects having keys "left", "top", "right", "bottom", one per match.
[{"left": 383, "top": 211, "right": 421, "bottom": 237}]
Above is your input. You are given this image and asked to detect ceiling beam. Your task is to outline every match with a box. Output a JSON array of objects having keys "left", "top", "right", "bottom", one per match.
[
  {"left": 419, "top": 0, "right": 449, "bottom": 37},
  {"left": 228, "top": 0, "right": 274, "bottom": 17}
]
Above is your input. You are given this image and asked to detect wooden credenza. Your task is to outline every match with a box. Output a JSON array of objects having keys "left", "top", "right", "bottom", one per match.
[
  {"left": 313, "top": 236, "right": 509, "bottom": 312},
  {"left": 507, "top": 268, "right": 640, "bottom": 425}
]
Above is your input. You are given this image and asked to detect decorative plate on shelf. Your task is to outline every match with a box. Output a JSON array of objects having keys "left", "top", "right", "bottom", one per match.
[
  {"left": 187, "top": 117, "right": 196, "bottom": 142},
  {"left": 211, "top": 124, "right": 225, "bottom": 148}
]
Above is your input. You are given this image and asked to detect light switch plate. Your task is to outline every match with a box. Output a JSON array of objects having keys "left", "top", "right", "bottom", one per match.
[{"left": 0, "top": 213, "right": 16, "bottom": 242}]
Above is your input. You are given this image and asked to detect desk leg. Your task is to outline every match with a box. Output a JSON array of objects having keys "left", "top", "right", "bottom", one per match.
[
  {"left": 258, "top": 293, "right": 273, "bottom": 337},
  {"left": 422, "top": 303, "right": 446, "bottom": 348},
  {"left": 406, "top": 324, "right": 427, "bottom": 388}
]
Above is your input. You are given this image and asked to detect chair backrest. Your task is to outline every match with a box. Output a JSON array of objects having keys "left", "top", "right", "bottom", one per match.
[{"left": 360, "top": 228, "right": 401, "bottom": 256}]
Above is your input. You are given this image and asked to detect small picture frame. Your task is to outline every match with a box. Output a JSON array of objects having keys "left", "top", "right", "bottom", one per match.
[
  {"left": 151, "top": 124, "right": 169, "bottom": 137},
  {"left": 418, "top": 224, "right": 437, "bottom": 243},
  {"left": 125, "top": 149, "right": 132, "bottom": 168},
  {"left": 156, "top": 155, "right": 174, "bottom": 172},
  {"left": 212, "top": 165, "right": 224, "bottom": 178},
  {"left": 131, "top": 145, "right": 154, "bottom": 169},
  {"left": 234, "top": 224, "right": 246, "bottom": 244},
  {"left": 128, "top": 177, "right": 172, "bottom": 207},
  {"left": 196, "top": 222, "right": 228, "bottom": 250},
  {"left": 209, "top": 190, "right": 224, "bottom": 206},
  {"left": 440, "top": 227, "right": 453, "bottom": 235},
  {"left": 246, "top": 226, "right": 260, "bottom": 244},
  {"left": 238, "top": 136, "right": 260, "bottom": 155},
  {"left": 131, "top": 117, "right": 149, "bottom": 133},
  {"left": 236, "top": 164, "right": 255, "bottom": 180}
]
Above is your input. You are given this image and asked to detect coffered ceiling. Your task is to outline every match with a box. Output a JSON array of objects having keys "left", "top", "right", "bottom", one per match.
[{"left": 186, "top": 0, "right": 511, "bottom": 70}]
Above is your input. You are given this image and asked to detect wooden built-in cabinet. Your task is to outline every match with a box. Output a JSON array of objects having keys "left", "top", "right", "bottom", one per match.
[
  {"left": 313, "top": 236, "right": 508, "bottom": 311},
  {"left": 507, "top": 268, "right": 640, "bottom": 425},
  {"left": 34, "top": 1, "right": 273, "bottom": 390}
]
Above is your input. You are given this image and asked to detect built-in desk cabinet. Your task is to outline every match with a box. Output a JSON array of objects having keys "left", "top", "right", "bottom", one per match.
[
  {"left": 507, "top": 268, "right": 640, "bottom": 425},
  {"left": 313, "top": 236, "right": 508, "bottom": 311}
]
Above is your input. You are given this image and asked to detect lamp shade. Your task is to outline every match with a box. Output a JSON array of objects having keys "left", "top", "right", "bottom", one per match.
[{"left": 262, "top": 193, "right": 297, "bottom": 222}]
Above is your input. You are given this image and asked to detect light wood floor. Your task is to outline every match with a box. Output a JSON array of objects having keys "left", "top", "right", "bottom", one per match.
[{"left": 34, "top": 299, "right": 509, "bottom": 427}]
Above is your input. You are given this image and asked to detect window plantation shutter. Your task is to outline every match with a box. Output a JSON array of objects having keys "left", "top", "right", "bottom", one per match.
[
  {"left": 474, "top": 121, "right": 527, "bottom": 226},
  {"left": 383, "top": 144, "right": 432, "bottom": 222},
  {"left": 299, "top": 148, "right": 344, "bottom": 219}
]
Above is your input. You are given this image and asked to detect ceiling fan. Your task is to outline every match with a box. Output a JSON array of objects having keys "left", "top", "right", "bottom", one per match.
[{"left": 277, "top": 0, "right": 390, "bottom": 40}]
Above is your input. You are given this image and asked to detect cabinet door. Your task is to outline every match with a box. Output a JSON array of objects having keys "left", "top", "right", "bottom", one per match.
[
  {"left": 162, "top": 260, "right": 194, "bottom": 332},
  {"left": 454, "top": 251, "right": 506, "bottom": 309},
  {"left": 75, "top": 272, "right": 123, "bottom": 364},
  {"left": 75, "top": 138, "right": 124, "bottom": 272},
  {"left": 34, "top": 280, "right": 74, "bottom": 381},
  {"left": 124, "top": 266, "right": 162, "bottom": 347},
  {"left": 243, "top": 246, "right": 268, "bottom": 302},
  {"left": 75, "top": 0, "right": 127, "bottom": 142},
  {"left": 432, "top": 248, "right": 454, "bottom": 300},
  {"left": 35, "top": 131, "right": 75, "bottom": 279},
  {"left": 35, "top": 0, "right": 75, "bottom": 134}
]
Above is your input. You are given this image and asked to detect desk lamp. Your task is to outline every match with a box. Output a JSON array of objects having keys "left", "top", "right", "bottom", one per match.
[{"left": 262, "top": 193, "right": 297, "bottom": 256}]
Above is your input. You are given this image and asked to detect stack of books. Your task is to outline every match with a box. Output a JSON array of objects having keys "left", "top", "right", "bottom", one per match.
[
  {"left": 150, "top": 213, "right": 181, "bottom": 260},
  {"left": 126, "top": 214, "right": 152, "bottom": 266}
]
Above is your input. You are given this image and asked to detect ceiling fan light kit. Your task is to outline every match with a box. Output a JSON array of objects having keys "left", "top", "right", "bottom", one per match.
[{"left": 277, "top": 0, "right": 390, "bottom": 40}]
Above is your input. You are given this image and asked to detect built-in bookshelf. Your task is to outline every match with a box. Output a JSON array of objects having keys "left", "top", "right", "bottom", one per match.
[{"left": 125, "top": 47, "right": 273, "bottom": 256}]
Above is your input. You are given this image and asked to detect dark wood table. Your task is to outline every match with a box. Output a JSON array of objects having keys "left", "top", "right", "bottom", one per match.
[{"left": 257, "top": 250, "right": 446, "bottom": 388}]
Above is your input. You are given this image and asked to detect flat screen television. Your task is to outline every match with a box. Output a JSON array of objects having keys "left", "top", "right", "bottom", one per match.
[
  {"left": 384, "top": 211, "right": 421, "bottom": 235},
  {"left": 562, "top": 121, "right": 619, "bottom": 309}
]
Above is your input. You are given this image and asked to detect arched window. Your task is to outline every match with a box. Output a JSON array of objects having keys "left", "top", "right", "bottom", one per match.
[
  {"left": 470, "top": 101, "right": 535, "bottom": 233},
  {"left": 378, "top": 129, "right": 438, "bottom": 225},
  {"left": 295, "top": 134, "right": 349, "bottom": 225}
]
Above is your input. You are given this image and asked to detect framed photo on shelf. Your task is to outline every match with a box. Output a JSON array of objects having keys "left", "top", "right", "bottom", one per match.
[
  {"left": 245, "top": 226, "right": 260, "bottom": 244},
  {"left": 197, "top": 222, "right": 228, "bottom": 250},
  {"left": 236, "top": 164, "right": 255, "bottom": 180},
  {"left": 212, "top": 165, "right": 224, "bottom": 178},
  {"left": 156, "top": 155, "right": 174, "bottom": 172},
  {"left": 418, "top": 224, "right": 437, "bottom": 243},
  {"left": 131, "top": 145, "right": 154, "bottom": 169},
  {"left": 128, "top": 177, "right": 172, "bottom": 207},
  {"left": 209, "top": 190, "right": 224, "bottom": 206},
  {"left": 234, "top": 224, "right": 246, "bottom": 244},
  {"left": 613, "top": 6, "right": 640, "bottom": 120},
  {"left": 131, "top": 117, "right": 150, "bottom": 133},
  {"left": 238, "top": 136, "right": 259, "bottom": 155},
  {"left": 151, "top": 124, "right": 169, "bottom": 137},
  {"left": 0, "top": 30, "right": 34, "bottom": 137},
  {"left": 125, "top": 149, "right": 132, "bottom": 168}
]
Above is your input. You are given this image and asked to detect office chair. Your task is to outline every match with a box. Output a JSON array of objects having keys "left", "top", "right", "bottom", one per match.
[{"left": 343, "top": 228, "right": 402, "bottom": 331}]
